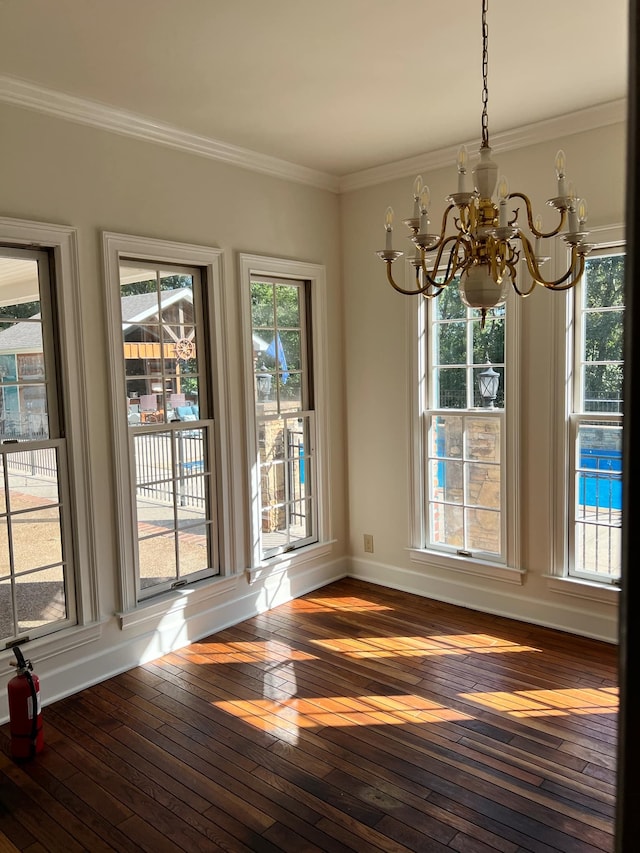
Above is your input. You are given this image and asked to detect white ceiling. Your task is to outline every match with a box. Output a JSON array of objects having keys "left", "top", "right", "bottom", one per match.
[{"left": 0, "top": 0, "right": 629, "bottom": 178}]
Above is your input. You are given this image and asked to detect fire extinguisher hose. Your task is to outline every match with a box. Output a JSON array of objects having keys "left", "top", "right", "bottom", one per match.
[{"left": 23, "top": 668, "right": 39, "bottom": 759}]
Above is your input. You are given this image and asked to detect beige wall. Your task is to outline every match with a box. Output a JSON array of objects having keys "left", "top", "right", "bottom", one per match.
[
  {"left": 0, "top": 99, "right": 626, "bottom": 711},
  {"left": 341, "top": 122, "right": 626, "bottom": 642},
  {"left": 0, "top": 101, "right": 347, "bottom": 706}
]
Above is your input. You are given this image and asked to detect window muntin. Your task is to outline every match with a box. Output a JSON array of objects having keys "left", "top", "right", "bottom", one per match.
[
  {"left": 0, "top": 248, "right": 76, "bottom": 643},
  {"left": 570, "top": 248, "right": 624, "bottom": 582},
  {"left": 119, "top": 261, "right": 218, "bottom": 600},
  {"left": 250, "top": 276, "right": 316, "bottom": 558},
  {"left": 426, "top": 283, "right": 506, "bottom": 560}
]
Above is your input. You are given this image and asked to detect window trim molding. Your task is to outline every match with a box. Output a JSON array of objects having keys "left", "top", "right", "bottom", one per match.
[
  {"left": 102, "top": 232, "right": 232, "bottom": 615},
  {"left": 0, "top": 217, "right": 99, "bottom": 632},
  {"left": 409, "top": 282, "right": 522, "bottom": 571},
  {"left": 551, "top": 222, "right": 625, "bottom": 587},
  {"left": 238, "top": 253, "right": 331, "bottom": 570}
]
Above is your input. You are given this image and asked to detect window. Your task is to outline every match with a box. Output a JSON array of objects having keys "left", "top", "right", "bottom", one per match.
[
  {"left": 0, "top": 220, "right": 97, "bottom": 649},
  {"left": 426, "top": 285, "right": 506, "bottom": 560},
  {"left": 120, "top": 262, "right": 217, "bottom": 599},
  {"left": 569, "top": 245, "right": 624, "bottom": 583},
  {"left": 410, "top": 272, "right": 520, "bottom": 580},
  {"left": 104, "top": 234, "right": 230, "bottom": 613},
  {"left": 240, "top": 255, "right": 330, "bottom": 568}
]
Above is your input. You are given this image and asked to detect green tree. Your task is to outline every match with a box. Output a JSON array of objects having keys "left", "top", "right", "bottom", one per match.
[
  {"left": 582, "top": 254, "right": 625, "bottom": 412},
  {"left": 251, "top": 281, "right": 303, "bottom": 403},
  {"left": 435, "top": 279, "right": 505, "bottom": 408},
  {"left": 0, "top": 301, "right": 40, "bottom": 332}
]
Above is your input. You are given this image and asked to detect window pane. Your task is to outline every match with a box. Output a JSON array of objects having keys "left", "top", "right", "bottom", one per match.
[
  {"left": 435, "top": 323, "right": 465, "bottom": 365},
  {"left": 16, "top": 566, "right": 66, "bottom": 633},
  {"left": 466, "top": 462, "right": 501, "bottom": 509},
  {"left": 584, "top": 310, "right": 624, "bottom": 362},
  {"left": 260, "top": 458, "right": 284, "bottom": 512},
  {"left": 472, "top": 318, "right": 505, "bottom": 364},
  {"left": 584, "top": 255, "right": 625, "bottom": 308},
  {"left": 289, "top": 499, "right": 313, "bottom": 544},
  {"left": 276, "top": 284, "right": 300, "bottom": 327},
  {"left": 465, "top": 508, "right": 501, "bottom": 553},
  {"left": 280, "top": 330, "right": 301, "bottom": 371},
  {"left": 251, "top": 282, "right": 275, "bottom": 328},
  {"left": 12, "top": 505, "right": 62, "bottom": 573},
  {"left": 430, "top": 415, "right": 463, "bottom": 459},
  {"left": 465, "top": 418, "right": 501, "bottom": 464},
  {"left": 436, "top": 368, "right": 466, "bottom": 408},
  {"left": 177, "top": 522, "right": 211, "bottom": 577},
  {"left": 280, "top": 374, "right": 303, "bottom": 412},
  {"left": 430, "top": 503, "right": 463, "bottom": 547},
  {"left": 434, "top": 285, "right": 465, "bottom": 320},
  {"left": 575, "top": 423, "right": 622, "bottom": 579},
  {"left": 430, "top": 460, "right": 462, "bottom": 504},
  {"left": 582, "top": 364, "right": 623, "bottom": 413},
  {"left": 575, "top": 522, "right": 621, "bottom": 578},
  {"left": 473, "top": 365, "right": 504, "bottom": 409},
  {"left": 139, "top": 532, "right": 176, "bottom": 589}
]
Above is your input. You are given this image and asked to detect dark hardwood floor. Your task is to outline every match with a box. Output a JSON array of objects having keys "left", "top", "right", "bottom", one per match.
[{"left": 0, "top": 578, "right": 618, "bottom": 852}]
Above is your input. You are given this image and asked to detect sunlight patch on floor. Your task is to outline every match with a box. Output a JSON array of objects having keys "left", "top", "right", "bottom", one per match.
[
  {"left": 179, "top": 639, "right": 317, "bottom": 665},
  {"left": 310, "top": 633, "right": 540, "bottom": 659},
  {"left": 289, "top": 596, "right": 392, "bottom": 613},
  {"left": 215, "top": 692, "right": 474, "bottom": 731},
  {"left": 461, "top": 687, "right": 619, "bottom": 717}
]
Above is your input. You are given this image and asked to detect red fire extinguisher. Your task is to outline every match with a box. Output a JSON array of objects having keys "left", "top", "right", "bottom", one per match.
[{"left": 7, "top": 646, "right": 43, "bottom": 760}]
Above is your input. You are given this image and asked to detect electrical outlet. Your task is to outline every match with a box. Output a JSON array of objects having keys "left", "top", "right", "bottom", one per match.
[{"left": 363, "top": 534, "right": 374, "bottom": 553}]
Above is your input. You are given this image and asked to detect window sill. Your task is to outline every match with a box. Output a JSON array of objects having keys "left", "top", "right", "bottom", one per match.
[
  {"left": 117, "top": 574, "right": 238, "bottom": 631},
  {"left": 246, "top": 540, "right": 336, "bottom": 585},
  {"left": 1, "top": 621, "right": 103, "bottom": 671},
  {"left": 545, "top": 575, "right": 620, "bottom": 605},
  {"left": 409, "top": 548, "right": 525, "bottom": 585}
]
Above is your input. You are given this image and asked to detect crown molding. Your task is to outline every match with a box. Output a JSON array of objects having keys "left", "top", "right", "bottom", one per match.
[
  {"left": 0, "top": 74, "right": 340, "bottom": 193},
  {"left": 0, "top": 74, "right": 626, "bottom": 196},
  {"left": 339, "top": 99, "right": 628, "bottom": 193}
]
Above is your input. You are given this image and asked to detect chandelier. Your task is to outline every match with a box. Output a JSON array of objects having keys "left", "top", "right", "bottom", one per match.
[{"left": 377, "top": 0, "right": 593, "bottom": 323}]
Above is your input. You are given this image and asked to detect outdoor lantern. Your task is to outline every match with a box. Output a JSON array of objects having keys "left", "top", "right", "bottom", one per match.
[
  {"left": 478, "top": 358, "right": 500, "bottom": 408},
  {"left": 255, "top": 364, "right": 272, "bottom": 401}
]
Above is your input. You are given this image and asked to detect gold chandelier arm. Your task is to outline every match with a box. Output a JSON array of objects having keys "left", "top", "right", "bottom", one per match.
[
  {"left": 509, "top": 192, "right": 567, "bottom": 238},
  {"left": 384, "top": 260, "right": 444, "bottom": 297},
  {"left": 384, "top": 234, "right": 468, "bottom": 297},
  {"left": 509, "top": 256, "right": 537, "bottom": 297},
  {"left": 519, "top": 234, "right": 586, "bottom": 291},
  {"left": 438, "top": 203, "right": 458, "bottom": 238},
  {"left": 420, "top": 234, "right": 469, "bottom": 286}
]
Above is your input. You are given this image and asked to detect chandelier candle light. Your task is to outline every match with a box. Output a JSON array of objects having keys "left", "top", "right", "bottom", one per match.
[{"left": 377, "top": 0, "right": 593, "bottom": 325}]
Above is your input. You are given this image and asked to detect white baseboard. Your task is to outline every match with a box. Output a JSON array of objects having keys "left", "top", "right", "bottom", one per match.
[{"left": 348, "top": 556, "right": 618, "bottom": 644}]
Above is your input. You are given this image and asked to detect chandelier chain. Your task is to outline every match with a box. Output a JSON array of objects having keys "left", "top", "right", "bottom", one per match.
[{"left": 481, "top": 0, "right": 489, "bottom": 147}]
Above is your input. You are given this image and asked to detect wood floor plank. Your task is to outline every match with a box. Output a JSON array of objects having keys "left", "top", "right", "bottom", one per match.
[{"left": 0, "top": 579, "right": 616, "bottom": 852}]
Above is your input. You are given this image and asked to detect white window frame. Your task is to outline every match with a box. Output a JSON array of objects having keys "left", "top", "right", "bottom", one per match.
[
  {"left": 409, "top": 281, "right": 523, "bottom": 584},
  {"left": 103, "top": 233, "right": 233, "bottom": 617},
  {"left": 0, "top": 217, "right": 99, "bottom": 660},
  {"left": 239, "top": 254, "right": 331, "bottom": 573},
  {"left": 551, "top": 224, "right": 625, "bottom": 596}
]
